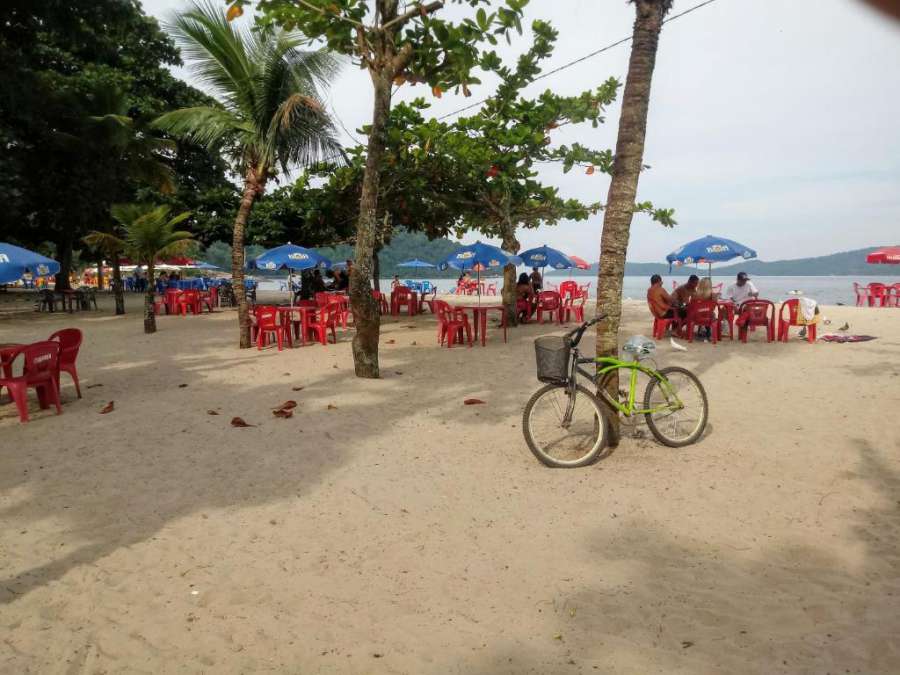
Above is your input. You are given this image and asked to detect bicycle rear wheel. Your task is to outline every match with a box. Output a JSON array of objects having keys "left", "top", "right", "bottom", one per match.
[
  {"left": 643, "top": 366, "right": 708, "bottom": 447},
  {"left": 522, "top": 383, "right": 610, "bottom": 468}
]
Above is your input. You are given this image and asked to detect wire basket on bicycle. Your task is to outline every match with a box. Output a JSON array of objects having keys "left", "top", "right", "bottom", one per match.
[{"left": 534, "top": 335, "right": 571, "bottom": 384}]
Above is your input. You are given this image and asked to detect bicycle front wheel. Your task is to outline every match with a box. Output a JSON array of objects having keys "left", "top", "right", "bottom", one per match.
[
  {"left": 522, "top": 383, "right": 610, "bottom": 468},
  {"left": 643, "top": 366, "right": 708, "bottom": 447}
]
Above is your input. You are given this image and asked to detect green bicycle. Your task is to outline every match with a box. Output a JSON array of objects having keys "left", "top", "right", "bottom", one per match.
[{"left": 522, "top": 316, "right": 709, "bottom": 468}]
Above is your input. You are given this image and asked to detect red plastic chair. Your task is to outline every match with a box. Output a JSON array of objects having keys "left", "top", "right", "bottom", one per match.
[
  {"left": 391, "top": 286, "right": 415, "bottom": 316},
  {"left": 164, "top": 288, "right": 181, "bottom": 315},
  {"left": 48, "top": 328, "right": 83, "bottom": 398},
  {"left": 328, "top": 295, "right": 352, "bottom": 329},
  {"left": 372, "top": 290, "right": 390, "bottom": 314},
  {"left": 561, "top": 290, "right": 587, "bottom": 324},
  {"left": 716, "top": 301, "right": 735, "bottom": 341},
  {"left": 255, "top": 308, "right": 291, "bottom": 350},
  {"left": 683, "top": 300, "right": 720, "bottom": 343},
  {"left": 652, "top": 315, "right": 679, "bottom": 340},
  {"left": 306, "top": 304, "right": 338, "bottom": 345},
  {"left": 177, "top": 290, "right": 201, "bottom": 316},
  {"left": 888, "top": 284, "right": 900, "bottom": 308},
  {"left": 151, "top": 295, "right": 166, "bottom": 316},
  {"left": 0, "top": 341, "right": 62, "bottom": 422},
  {"left": 867, "top": 283, "right": 888, "bottom": 307},
  {"left": 852, "top": 282, "right": 869, "bottom": 307},
  {"left": 419, "top": 288, "right": 437, "bottom": 314},
  {"left": 536, "top": 291, "right": 562, "bottom": 324},
  {"left": 737, "top": 300, "right": 775, "bottom": 343},
  {"left": 435, "top": 300, "right": 472, "bottom": 348},
  {"left": 778, "top": 299, "right": 816, "bottom": 343},
  {"left": 558, "top": 280, "right": 579, "bottom": 303}
]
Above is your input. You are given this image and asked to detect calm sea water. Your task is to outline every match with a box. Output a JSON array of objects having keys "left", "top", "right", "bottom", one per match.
[{"left": 257, "top": 275, "right": 900, "bottom": 306}]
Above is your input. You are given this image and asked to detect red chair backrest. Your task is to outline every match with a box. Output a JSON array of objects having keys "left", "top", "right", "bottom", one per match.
[
  {"left": 393, "top": 286, "right": 411, "bottom": 299},
  {"left": 559, "top": 281, "right": 578, "bottom": 299},
  {"left": 315, "top": 292, "right": 331, "bottom": 307},
  {"left": 868, "top": 283, "right": 887, "bottom": 297},
  {"left": 24, "top": 341, "right": 60, "bottom": 378},
  {"left": 686, "top": 300, "right": 716, "bottom": 323},
  {"left": 434, "top": 300, "right": 453, "bottom": 322},
  {"left": 256, "top": 309, "right": 278, "bottom": 328},
  {"left": 48, "top": 328, "right": 82, "bottom": 367},
  {"left": 780, "top": 298, "right": 800, "bottom": 325},
  {"left": 538, "top": 291, "right": 560, "bottom": 309},
  {"left": 740, "top": 300, "right": 772, "bottom": 325}
]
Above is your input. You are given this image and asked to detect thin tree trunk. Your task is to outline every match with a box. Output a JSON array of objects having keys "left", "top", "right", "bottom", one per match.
[
  {"left": 54, "top": 231, "right": 73, "bottom": 291},
  {"left": 144, "top": 263, "right": 157, "bottom": 334},
  {"left": 96, "top": 260, "right": 104, "bottom": 291},
  {"left": 232, "top": 170, "right": 263, "bottom": 349},
  {"left": 112, "top": 257, "right": 125, "bottom": 315},
  {"left": 499, "top": 224, "right": 520, "bottom": 327},
  {"left": 349, "top": 68, "right": 392, "bottom": 379},
  {"left": 595, "top": 0, "right": 667, "bottom": 444}
]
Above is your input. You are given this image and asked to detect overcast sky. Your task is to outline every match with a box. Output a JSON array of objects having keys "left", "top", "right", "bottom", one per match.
[{"left": 141, "top": 0, "right": 900, "bottom": 263}]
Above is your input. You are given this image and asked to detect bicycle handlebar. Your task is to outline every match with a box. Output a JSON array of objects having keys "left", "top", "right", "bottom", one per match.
[{"left": 566, "top": 315, "right": 606, "bottom": 348}]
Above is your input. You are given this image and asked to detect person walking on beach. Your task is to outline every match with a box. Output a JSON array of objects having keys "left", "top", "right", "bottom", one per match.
[{"left": 727, "top": 272, "right": 758, "bottom": 305}]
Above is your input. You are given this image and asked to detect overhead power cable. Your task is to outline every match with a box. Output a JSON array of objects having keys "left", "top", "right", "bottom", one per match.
[{"left": 436, "top": 0, "right": 722, "bottom": 121}]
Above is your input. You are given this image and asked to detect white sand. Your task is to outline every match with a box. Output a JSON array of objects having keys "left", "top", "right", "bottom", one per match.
[{"left": 1, "top": 294, "right": 898, "bottom": 673}]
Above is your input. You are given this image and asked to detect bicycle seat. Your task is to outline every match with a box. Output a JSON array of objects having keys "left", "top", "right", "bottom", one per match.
[{"left": 623, "top": 335, "right": 656, "bottom": 356}]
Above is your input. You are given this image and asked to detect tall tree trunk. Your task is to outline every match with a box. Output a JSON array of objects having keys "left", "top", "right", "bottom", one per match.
[
  {"left": 372, "top": 246, "right": 381, "bottom": 292},
  {"left": 499, "top": 224, "right": 521, "bottom": 327},
  {"left": 112, "top": 257, "right": 125, "bottom": 315},
  {"left": 96, "top": 260, "right": 104, "bottom": 291},
  {"left": 595, "top": 0, "right": 668, "bottom": 444},
  {"left": 232, "top": 169, "right": 264, "bottom": 349},
  {"left": 349, "top": 68, "right": 392, "bottom": 379},
  {"left": 54, "top": 231, "right": 74, "bottom": 291},
  {"left": 144, "top": 263, "right": 157, "bottom": 334}
]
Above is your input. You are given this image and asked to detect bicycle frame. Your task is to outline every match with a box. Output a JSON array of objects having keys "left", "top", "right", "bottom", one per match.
[{"left": 568, "top": 350, "right": 682, "bottom": 417}]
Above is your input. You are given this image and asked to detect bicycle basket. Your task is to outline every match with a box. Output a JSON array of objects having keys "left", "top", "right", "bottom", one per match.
[{"left": 534, "top": 335, "right": 571, "bottom": 384}]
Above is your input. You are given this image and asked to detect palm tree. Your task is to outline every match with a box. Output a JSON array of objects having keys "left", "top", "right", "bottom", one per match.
[
  {"left": 87, "top": 204, "right": 193, "bottom": 334},
  {"left": 595, "top": 0, "right": 672, "bottom": 444},
  {"left": 153, "top": 1, "right": 342, "bottom": 348}
]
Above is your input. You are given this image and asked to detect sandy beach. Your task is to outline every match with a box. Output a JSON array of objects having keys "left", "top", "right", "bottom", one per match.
[{"left": 1, "top": 293, "right": 898, "bottom": 674}]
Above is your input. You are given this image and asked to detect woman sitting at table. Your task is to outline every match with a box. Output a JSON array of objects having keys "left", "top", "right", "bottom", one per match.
[
  {"left": 693, "top": 277, "right": 718, "bottom": 340},
  {"left": 516, "top": 272, "right": 537, "bottom": 323}
]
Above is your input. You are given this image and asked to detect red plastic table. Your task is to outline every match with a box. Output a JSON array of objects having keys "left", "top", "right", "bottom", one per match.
[
  {"left": 278, "top": 306, "right": 317, "bottom": 346},
  {"left": 455, "top": 304, "right": 507, "bottom": 346}
]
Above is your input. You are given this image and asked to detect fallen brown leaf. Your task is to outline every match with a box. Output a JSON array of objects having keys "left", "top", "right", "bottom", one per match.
[
  {"left": 385, "top": 339, "right": 396, "bottom": 344},
  {"left": 86, "top": 383, "right": 103, "bottom": 389},
  {"left": 394, "top": 371, "right": 403, "bottom": 376},
  {"left": 207, "top": 410, "right": 219, "bottom": 416},
  {"left": 327, "top": 404, "right": 338, "bottom": 410},
  {"left": 410, "top": 341, "right": 417, "bottom": 346},
  {"left": 273, "top": 409, "right": 293, "bottom": 418},
  {"left": 292, "top": 386, "right": 304, "bottom": 391},
  {"left": 230, "top": 417, "right": 254, "bottom": 427},
  {"left": 99, "top": 401, "right": 114, "bottom": 414},
  {"left": 178, "top": 383, "right": 188, "bottom": 388},
  {"left": 463, "top": 398, "right": 486, "bottom": 405},
  {"left": 275, "top": 400, "right": 298, "bottom": 411}
]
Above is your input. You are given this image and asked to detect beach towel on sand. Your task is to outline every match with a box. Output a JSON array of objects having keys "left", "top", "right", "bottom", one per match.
[{"left": 820, "top": 334, "right": 876, "bottom": 343}]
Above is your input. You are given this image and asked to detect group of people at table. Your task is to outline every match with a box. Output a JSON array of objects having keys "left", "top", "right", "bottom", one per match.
[{"left": 646, "top": 271, "right": 816, "bottom": 343}]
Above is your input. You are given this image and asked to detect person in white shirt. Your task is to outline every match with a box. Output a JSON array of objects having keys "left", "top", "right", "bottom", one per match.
[{"left": 727, "top": 272, "right": 759, "bottom": 306}]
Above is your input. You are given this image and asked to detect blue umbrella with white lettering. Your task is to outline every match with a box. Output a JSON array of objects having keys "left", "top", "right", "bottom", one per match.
[
  {"left": 666, "top": 235, "right": 756, "bottom": 275},
  {"left": 249, "top": 244, "right": 332, "bottom": 305},
  {"left": 0, "top": 242, "right": 60, "bottom": 285}
]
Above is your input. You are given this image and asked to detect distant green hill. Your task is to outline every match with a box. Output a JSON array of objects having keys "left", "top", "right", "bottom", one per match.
[
  {"left": 316, "top": 230, "right": 465, "bottom": 278},
  {"left": 547, "top": 246, "right": 899, "bottom": 277}
]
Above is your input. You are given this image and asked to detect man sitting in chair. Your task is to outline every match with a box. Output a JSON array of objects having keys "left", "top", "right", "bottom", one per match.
[
  {"left": 647, "top": 274, "right": 678, "bottom": 320},
  {"left": 727, "top": 272, "right": 758, "bottom": 306}
]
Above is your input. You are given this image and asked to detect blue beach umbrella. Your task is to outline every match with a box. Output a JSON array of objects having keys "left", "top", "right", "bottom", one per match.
[
  {"left": 397, "top": 258, "right": 436, "bottom": 269},
  {"left": 439, "top": 242, "right": 521, "bottom": 302},
  {"left": 439, "top": 241, "right": 522, "bottom": 272},
  {"left": 518, "top": 245, "right": 574, "bottom": 271},
  {"left": 666, "top": 234, "right": 757, "bottom": 274},
  {"left": 249, "top": 243, "right": 332, "bottom": 271},
  {"left": 249, "top": 243, "right": 332, "bottom": 307},
  {"left": 0, "top": 243, "right": 61, "bottom": 284}
]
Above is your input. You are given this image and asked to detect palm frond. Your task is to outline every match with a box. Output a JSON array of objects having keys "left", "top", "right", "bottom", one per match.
[{"left": 152, "top": 106, "right": 249, "bottom": 149}]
